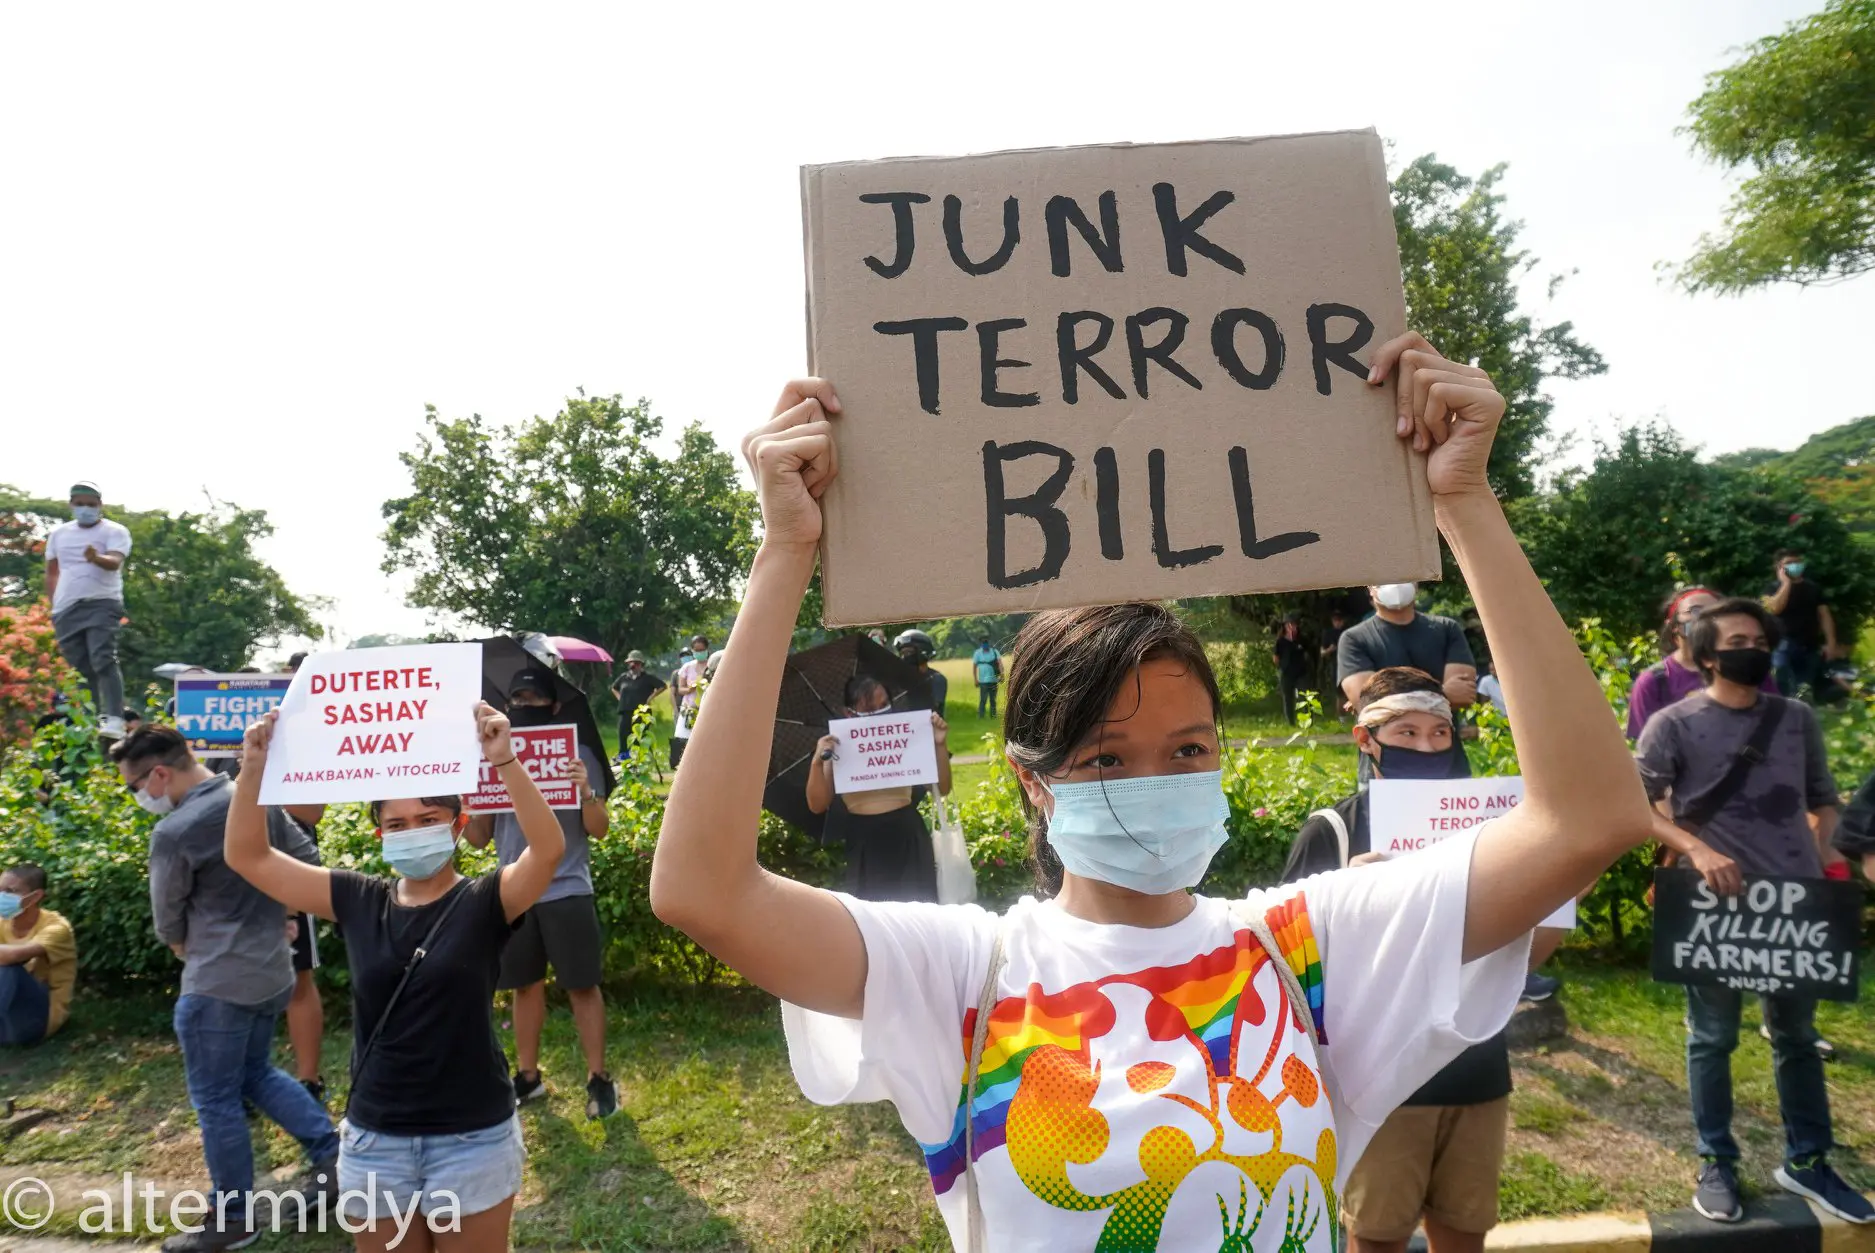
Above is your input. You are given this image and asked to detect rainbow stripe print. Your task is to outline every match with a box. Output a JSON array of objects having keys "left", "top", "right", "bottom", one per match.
[{"left": 920, "top": 893, "right": 1337, "bottom": 1252}]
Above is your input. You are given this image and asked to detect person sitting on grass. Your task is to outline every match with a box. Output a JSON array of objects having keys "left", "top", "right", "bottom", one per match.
[
  {"left": 225, "top": 703, "right": 564, "bottom": 1253},
  {"left": 0, "top": 864, "right": 76, "bottom": 1046},
  {"left": 1637, "top": 597, "right": 1869, "bottom": 1226}
]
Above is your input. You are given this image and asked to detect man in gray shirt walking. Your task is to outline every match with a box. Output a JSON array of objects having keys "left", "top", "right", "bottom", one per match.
[
  {"left": 113, "top": 726, "right": 338, "bottom": 1252},
  {"left": 1637, "top": 597, "right": 1869, "bottom": 1229}
]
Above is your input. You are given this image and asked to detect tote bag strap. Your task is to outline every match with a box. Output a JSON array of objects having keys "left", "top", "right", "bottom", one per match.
[
  {"left": 1227, "top": 898, "right": 1320, "bottom": 1052},
  {"left": 963, "top": 921, "right": 1008, "bottom": 1253}
]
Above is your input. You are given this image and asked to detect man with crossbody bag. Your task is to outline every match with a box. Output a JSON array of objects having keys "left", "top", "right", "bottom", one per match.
[{"left": 1635, "top": 598, "right": 1867, "bottom": 1226}]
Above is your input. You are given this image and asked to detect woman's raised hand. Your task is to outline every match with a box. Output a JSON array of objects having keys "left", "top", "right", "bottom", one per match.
[
  {"left": 475, "top": 700, "right": 514, "bottom": 764},
  {"left": 1367, "top": 333, "right": 1506, "bottom": 499},
  {"left": 741, "top": 380, "right": 842, "bottom": 549}
]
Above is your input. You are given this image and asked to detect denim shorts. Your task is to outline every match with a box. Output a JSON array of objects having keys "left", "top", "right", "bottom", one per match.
[{"left": 338, "top": 1115, "right": 524, "bottom": 1221}]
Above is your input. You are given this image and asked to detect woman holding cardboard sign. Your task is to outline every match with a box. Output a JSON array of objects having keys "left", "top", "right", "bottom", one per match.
[
  {"left": 652, "top": 336, "right": 1655, "bottom": 1253},
  {"left": 805, "top": 674, "right": 952, "bottom": 902},
  {"left": 225, "top": 702, "right": 564, "bottom": 1253}
]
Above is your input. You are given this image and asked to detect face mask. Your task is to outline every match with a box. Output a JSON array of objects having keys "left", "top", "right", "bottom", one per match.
[
  {"left": 0, "top": 893, "right": 24, "bottom": 921},
  {"left": 1374, "top": 742, "right": 1465, "bottom": 781},
  {"left": 1785, "top": 562, "right": 1806, "bottom": 578},
  {"left": 71, "top": 505, "right": 102, "bottom": 525},
  {"left": 1042, "top": 771, "right": 1229, "bottom": 895},
  {"left": 1373, "top": 583, "right": 1417, "bottom": 611},
  {"left": 135, "top": 776, "right": 176, "bottom": 817},
  {"left": 382, "top": 822, "right": 457, "bottom": 879},
  {"left": 507, "top": 704, "right": 556, "bottom": 728},
  {"left": 1713, "top": 648, "right": 1773, "bottom": 688}
]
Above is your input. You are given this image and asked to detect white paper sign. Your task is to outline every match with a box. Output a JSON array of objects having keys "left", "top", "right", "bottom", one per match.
[
  {"left": 826, "top": 710, "right": 939, "bottom": 794},
  {"left": 1367, "top": 775, "right": 1575, "bottom": 929},
  {"left": 258, "top": 643, "right": 485, "bottom": 805}
]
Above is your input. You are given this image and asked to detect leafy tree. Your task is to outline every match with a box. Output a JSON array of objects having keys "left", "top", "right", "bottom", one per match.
[
  {"left": 116, "top": 506, "right": 320, "bottom": 683},
  {"left": 0, "top": 489, "right": 318, "bottom": 688},
  {"left": 1675, "top": 0, "right": 1875, "bottom": 292},
  {"left": 1512, "top": 422, "right": 1875, "bottom": 641},
  {"left": 381, "top": 393, "right": 756, "bottom": 662},
  {"left": 1392, "top": 154, "right": 1607, "bottom": 499},
  {"left": 1741, "top": 414, "right": 1875, "bottom": 539}
]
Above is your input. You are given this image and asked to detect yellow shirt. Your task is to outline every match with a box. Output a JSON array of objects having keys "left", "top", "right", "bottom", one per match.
[{"left": 8, "top": 909, "right": 76, "bottom": 1034}]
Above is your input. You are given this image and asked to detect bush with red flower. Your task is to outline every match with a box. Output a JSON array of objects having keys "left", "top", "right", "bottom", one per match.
[{"left": 0, "top": 600, "right": 72, "bottom": 751}]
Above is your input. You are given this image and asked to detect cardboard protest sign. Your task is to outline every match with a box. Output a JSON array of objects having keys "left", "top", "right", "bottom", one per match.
[
  {"left": 825, "top": 710, "right": 939, "bottom": 793},
  {"left": 802, "top": 129, "right": 1435, "bottom": 626},
  {"left": 1651, "top": 868, "right": 1861, "bottom": 1002},
  {"left": 258, "top": 643, "right": 485, "bottom": 805},
  {"left": 174, "top": 673, "right": 292, "bottom": 758},
  {"left": 464, "top": 723, "right": 581, "bottom": 813},
  {"left": 1367, "top": 776, "right": 1574, "bottom": 928}
]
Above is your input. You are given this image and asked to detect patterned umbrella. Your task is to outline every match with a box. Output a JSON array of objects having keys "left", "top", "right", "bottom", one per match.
[{"left": 764, "top": 634, "right": 930, "bottom": 837}]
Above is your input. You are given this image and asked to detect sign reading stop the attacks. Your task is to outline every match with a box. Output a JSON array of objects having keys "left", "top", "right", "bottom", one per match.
[{"left": 464, "top": 723, "right": 581, "bottom": 813}]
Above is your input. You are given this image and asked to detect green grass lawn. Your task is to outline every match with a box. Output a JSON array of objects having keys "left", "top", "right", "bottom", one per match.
[{"left": 9, "top": 950, "right": 1867, "bottom": 1248}]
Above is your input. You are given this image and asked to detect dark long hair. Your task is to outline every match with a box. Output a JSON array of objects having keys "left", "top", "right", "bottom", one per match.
[{"left": 1004, "top": 603, "right": 1221, "bottom": 895}]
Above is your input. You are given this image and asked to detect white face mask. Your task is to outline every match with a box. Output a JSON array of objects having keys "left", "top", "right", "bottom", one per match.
[
  {"left": 1373, "top": 583, "right": 1418, "bottom": 611},
  {"left": 1040, "top": 771, "right": 1230, "bottom": 895},
  {"left": 134, "top": 775, "right": 176, "bottom": 817}
]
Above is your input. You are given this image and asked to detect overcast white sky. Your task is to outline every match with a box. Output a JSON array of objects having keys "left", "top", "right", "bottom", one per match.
[{"left": 6, "top": 1, "right": 1870, "bottom": 652}]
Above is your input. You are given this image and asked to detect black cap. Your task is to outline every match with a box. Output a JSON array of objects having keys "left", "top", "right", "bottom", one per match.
[{"left": 508, "top": 666, "right": 558, "bottom": 701}]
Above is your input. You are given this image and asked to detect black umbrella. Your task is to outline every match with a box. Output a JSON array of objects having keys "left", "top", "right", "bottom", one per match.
[
  {"left": 476, "top": 636, "right": 617, "bottom": 797},
  {"left": 765, "top": 634, "right": 929, "bottom": 838}
]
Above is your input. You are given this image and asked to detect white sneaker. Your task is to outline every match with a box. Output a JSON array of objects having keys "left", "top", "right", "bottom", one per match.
[{"left": 98, "top": 715, "right": 126, "bottom": 739}]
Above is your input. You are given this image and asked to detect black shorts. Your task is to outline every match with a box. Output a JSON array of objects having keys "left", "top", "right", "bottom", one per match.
[
  {"left": 290, "top": 912, "right": 319, "bottom": 973},
  {"left": 497, "top": 894, "right": 603, "bottom": 991}
]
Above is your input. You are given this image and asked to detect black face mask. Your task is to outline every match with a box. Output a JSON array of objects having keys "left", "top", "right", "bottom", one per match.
[
  {"left": 1375, "top": 743, "right": 1465, "bottom": 781},
  {"left": 507, "top": 704, "right": 557, "bottom": 728},
  {"left": 1712, "top": 648, "right": 1773, "bottom": 688}
]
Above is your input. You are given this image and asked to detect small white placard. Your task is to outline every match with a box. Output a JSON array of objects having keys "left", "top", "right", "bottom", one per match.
[
  {"left": 825, "top": 710, "right": 939, "bottom": 794},
  {"left": 1368, "top": 775, "right": 1575, "bottom": 929}
]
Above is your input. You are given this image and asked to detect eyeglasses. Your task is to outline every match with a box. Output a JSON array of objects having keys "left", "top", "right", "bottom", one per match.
[{"left": 125, "top": 766, "right": 158, "bottom": 793}]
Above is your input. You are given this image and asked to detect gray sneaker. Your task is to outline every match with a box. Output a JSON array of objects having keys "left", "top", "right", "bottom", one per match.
[{"left": 1693, "top": 1158, "right": 1744, "bottom": 1223}]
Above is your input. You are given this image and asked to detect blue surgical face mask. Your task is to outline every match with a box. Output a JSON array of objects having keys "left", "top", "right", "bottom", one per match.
[
  {"left": 71, "top": 505, "right": 102, "bottom": 525},
  {"left": 1042, "top": 770, "right": 1230, "bottom": 895},
  {"left": 1785, "top": 562, "right": 1806, "bottom": 578},
  {"left": 1375, "top": 742, "right": 1465, "bottom": 781},
  {"left": 0, "top": 893, "right": 24, "bottom": 921},
  {"left": 381, "top": 822, "right": 457, "bottom": 880}
]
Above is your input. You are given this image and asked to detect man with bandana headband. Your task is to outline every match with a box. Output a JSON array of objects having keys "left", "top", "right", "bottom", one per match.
[
  {"left": 1282, "top": 668, "right": 1563, "bottom": 1253},
  {"left": 44, "top": 481, "right": 133, "bottom": 738},
  {"left": 464, "top": 668, "right": 619, "bottom": 1120}
]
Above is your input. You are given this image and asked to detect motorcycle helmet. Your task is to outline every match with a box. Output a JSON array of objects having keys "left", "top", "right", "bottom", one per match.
[{"left": 892, "top": 629, "right": 936, "bottom": 662}]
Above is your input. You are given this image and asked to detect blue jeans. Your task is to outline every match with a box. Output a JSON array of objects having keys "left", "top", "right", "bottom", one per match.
[
  {"left": 174, "top": 990, "right": 340, "bottom": 1230},
  {"left": 1773, "top": 640, "right": 1822, "bottom": 699},
  {"left": 1686, "top": 985, "right": 1832, "bottom": 1164},
  {"left": 0, "top": 965, "right": 49, "bottom": 1045}
]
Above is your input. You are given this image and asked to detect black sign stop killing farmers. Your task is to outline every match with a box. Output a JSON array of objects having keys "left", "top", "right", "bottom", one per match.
[
  {"left": 1650, "top": 868, "right": 1863, "bottom": 1002},
  {"left": 801, "top": 130, "right": 1442, "bottom": 627}
]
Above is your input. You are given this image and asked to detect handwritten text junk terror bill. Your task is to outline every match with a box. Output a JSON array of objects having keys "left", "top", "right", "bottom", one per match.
[{"left": 803, "top": 130, "right": 1441, "bottom": 626}]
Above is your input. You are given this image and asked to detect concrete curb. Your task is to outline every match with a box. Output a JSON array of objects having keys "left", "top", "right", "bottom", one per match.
[{"left": 1405, "top": 1191, "right": 1875, "bottom": 1251}]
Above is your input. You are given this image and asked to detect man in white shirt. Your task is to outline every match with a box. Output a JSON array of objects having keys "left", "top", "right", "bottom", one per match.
[{"left": 44, "top": 482, "right": 133, "bottom": 738}]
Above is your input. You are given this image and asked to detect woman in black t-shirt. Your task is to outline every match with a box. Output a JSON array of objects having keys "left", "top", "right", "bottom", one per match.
[{"left": 225, "top": 703, "right": 565, "bottom": 1253}]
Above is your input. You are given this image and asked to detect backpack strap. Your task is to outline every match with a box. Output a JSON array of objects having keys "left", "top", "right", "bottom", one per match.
[
  {"left": 963, "top": 921, "right": 1008, "bottom": 1253},
  {"left": 1676, "top": 695, "right": 1789, "bottom": 832},
  {"left": 1227, "top": 898, "right": 1320, "bottom": 1052},
  {"left": 1310, "top": 807, "right": 1351, "bottom": 869}
]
